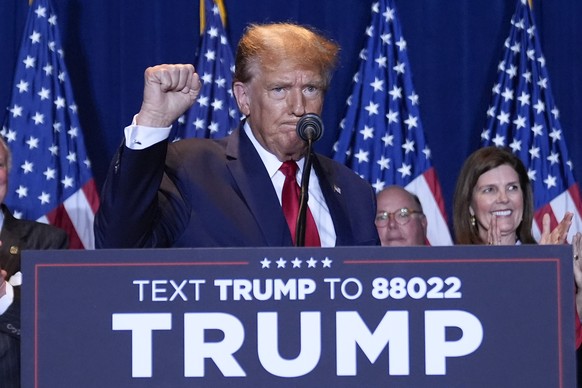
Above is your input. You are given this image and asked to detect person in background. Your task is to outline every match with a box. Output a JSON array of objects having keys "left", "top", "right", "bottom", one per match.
[
  {"left": 452, "top": 146, "right": 581, "bottom": 357},
  {"left": 375, "top": 185, "right": 427, "bottom": 246},
  {"left": 94, "top": 23, "right": 379, "bottom": 249},
  {"left": 453, "top": 146, "right": 572, "bottom": 246},
  {"left": 0, "top": 137, "right": 69, "bottom": 388}
]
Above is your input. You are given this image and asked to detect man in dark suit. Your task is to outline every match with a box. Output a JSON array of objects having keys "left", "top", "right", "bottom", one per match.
[
  {"left": 0, "top": 138, "right": 69, "bottom": 388},
  {"left": 95, "top": 23, "right": 379, "bottom": 248}
]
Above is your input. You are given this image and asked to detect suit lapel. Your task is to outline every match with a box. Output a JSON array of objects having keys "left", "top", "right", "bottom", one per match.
[
  {"left": 312, "top": 156, "right": 354, "bottom": 246},
  {"left": 225, "top": 128, "right": 292, "bottom": 246}
]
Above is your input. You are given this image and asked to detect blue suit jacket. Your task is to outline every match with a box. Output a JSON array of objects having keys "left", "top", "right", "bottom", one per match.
[{"left": 95, "top": 127, "right": 379, "bottom": 248}]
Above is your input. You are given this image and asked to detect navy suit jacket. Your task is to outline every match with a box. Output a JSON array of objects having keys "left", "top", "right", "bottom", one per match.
[
  {"left": 0, "top": 205, "right": 68, "bottom": 388},
  {"left": 95, "top": 127, "right": 379, "bottom": 248}
]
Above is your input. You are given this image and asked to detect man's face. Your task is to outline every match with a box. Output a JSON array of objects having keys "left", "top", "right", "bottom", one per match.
[
  {"left": 375, "top": 187, "right": 427, "bottom": 246},
  {"left": 233, "top": 60, "right": 325, "bottom": 161},
  {"left": 0, "top": 145, "right": 7, "bottom": 204}
]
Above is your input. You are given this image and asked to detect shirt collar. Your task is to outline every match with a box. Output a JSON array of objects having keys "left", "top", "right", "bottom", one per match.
[{"left": 243, "top": 121, "right": 306, "bottom": 178}]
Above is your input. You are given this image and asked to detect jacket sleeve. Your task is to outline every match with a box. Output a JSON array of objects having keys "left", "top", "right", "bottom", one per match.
[{"left": 94, "top": 140, "right": 188, "bottom": 248}]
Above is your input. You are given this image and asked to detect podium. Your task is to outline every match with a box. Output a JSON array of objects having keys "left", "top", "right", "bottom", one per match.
[{"left": 22, "top": 245, "right": 576, "bottom": 387}]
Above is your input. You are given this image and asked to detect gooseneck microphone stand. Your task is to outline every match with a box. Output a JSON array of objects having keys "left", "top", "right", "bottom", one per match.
[
  {"left": 296, "top": 139, "right": 314, "bottom": 247},
  {"left": 295, "top": 113, "right": 323, "bottom": 247}
]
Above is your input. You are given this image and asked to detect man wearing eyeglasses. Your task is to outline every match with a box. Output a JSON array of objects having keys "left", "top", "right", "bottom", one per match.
[{"left": 375, "top": 186, "right": 427, "bottom": 247}]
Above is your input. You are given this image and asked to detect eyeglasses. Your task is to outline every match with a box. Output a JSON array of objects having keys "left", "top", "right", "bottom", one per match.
[{"left": 375, "top": 208, "right": 424, "bottom": 227}]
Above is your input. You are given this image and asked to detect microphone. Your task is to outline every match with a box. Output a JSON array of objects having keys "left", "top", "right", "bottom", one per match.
[{"left": 296, "top": 113, "right": 324, "bottom": 143}]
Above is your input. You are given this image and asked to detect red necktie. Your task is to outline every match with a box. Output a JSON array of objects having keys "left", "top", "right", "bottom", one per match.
[{"left": 280, "top": 161, "right": 321, "bottom": 247}]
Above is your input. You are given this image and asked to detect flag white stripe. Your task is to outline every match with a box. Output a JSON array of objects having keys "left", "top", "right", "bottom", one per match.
[
  {"left": 532, "top": 222, "right": 541, "bottom": 242},
  {"left": 549, "top": 190, "right": 582, "bottom": 242},
  {"left": 406, "top": 175, "right": 453, "bottom": 246},
  {"left": 532, "top": 190, "right": 582, "bottom": 243},
  {"left": 64, "top": 189, "right": 95, "bottom": 249},
  {"left": 36, "top": 215, "right": 50, "bottom": 225}
]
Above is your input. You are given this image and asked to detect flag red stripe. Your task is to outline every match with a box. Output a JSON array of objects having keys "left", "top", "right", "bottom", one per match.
[
  {"left": 422, "top": 167, "right": 448, "bottom": 222},
  {"left": 567, "top": 184, "right": 582, "bottom": 216},
  {"left": 46, "top": 205, "right": 84, "bottom": 249},
  {"left": 82, "top": 178, "right": 101, "bottom": 214},
  {"left": 534, "top": 204, "right": 558, "bottom": 232}
]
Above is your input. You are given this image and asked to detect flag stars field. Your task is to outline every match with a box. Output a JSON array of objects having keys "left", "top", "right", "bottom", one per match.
[
  {"left": 333, "top": 0, "right": 452, "bottom": 245},
  {"left": 1, "top": 0, "right": 99, "bottom": 248},
  {"left": 170, "top": 1, "right": 240, "bottom": 141},
  {"left": 481, "top": 0, "right": 582, "bottom": 239},
  {"left": 16, "top": 80, "right": 29, "bottom": 93}
]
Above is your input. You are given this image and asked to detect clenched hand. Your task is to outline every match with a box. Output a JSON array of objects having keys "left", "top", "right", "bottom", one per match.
[{"left": 137, "top": 64, "right": 202, "bottom": 128}]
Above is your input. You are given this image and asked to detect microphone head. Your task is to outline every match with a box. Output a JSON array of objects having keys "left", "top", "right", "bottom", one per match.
[{"left": 296, "top": 113, "right": 324, "bottom": 142}]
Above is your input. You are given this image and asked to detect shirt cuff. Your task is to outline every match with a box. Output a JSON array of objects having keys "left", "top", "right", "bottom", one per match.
[
  {"left": 124, "top": 114, "right": 172, "bottom": 150},
  {"left": 0, "top": 282, "right": 14, "bottom": 316}
]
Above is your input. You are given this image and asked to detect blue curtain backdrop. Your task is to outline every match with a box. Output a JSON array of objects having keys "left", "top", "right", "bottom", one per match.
[{"left": 1, "top": 0, "right": 581, "bottom": 225}]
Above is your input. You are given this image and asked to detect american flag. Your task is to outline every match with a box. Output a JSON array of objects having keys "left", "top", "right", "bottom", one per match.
[
  {"left": 333, "top": 0, "right": 452, "bottom": 246},
  {"left": 1, "top": 0, "right": 99, "bottom": 249},
  {"left": 169, "top": 0, "right": 240, "bottom": 141},
  {"left": 481, "top": 0, "right": 582, "bottom": 241}
]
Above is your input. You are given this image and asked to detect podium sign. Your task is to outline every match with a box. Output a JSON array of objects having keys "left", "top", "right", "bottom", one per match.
[{"left": 22, "top": 245, "right": 575, "bottom": 387}]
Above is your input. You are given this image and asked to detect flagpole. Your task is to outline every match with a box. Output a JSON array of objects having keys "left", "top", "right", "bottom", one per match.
[{"left": 200, "top": 0, "right": 226, "bottom": 34}]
